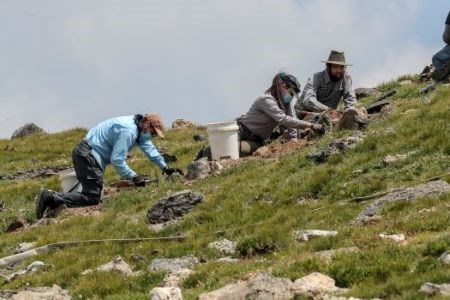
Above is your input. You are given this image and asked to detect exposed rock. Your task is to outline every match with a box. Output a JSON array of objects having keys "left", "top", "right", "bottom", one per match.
[
  {"left": 81, "top": 256, "right": 133, "bottom": 276},
  {"left": 11, "top": 123, "right": 44, "bottom": 139},
  {"left": 162, "top": 268, "right": 193, "bottom": 287},
  {"left": 172, "top": 119, "right": 205, "bottom": 130},
  {"left": 4, "top": 261, "right": 45, "bottom": 282},
  {"left": 315, "top": 247, "right": 359, "bottom": 263},
  {"left": 186, "top": 158, "right": 211, "bottom": 180},
  {"left": 209, "top": 161, "right": 224, "bottom": 175},
  {"left": 193, "top": 134, "right": 207, "bottom": 142},
  {"left": 148, "top": 220, "right": 180, "bottom": 232},
  {"left": 0, "top": 284, "right": 71, "bottom": 300},
  {"left": 399, "top": 79, "right": 413, "bottom": 86},
  {"left": 418, "top": 207, "right": 437, "bottom": 214},
  {"left": 148, "top": 256, "right": 199, "bottom": 273},
  {"left": 216, "top": 257, "right": 240, "bottom": 263},
  {"left": 419, "top": 282, "right": 450, "bottom": 296},
  {"left": 293, "top": 272, "right": 348, "bottom": 297},
  {"left": 199, "top": 272, "right": 294, "bottom": 300},
  {"left": 353, "top": 180, "right": 450, "bottom": 224},
  {"left": 439, "top": 252, "right": 450, "bottom": 265},
  {"left": 381, "top": 152, "right": 415, "bottom": 167},
  {"left": 294, "top": 230, "right": 338, "bottom": 242},
  {"left": 5, "top": 219, "right": 27, "bottom": 233},
  {"left": 208, "top": 239, "right": 237, "bottom": 255},
  {"left": 307, "top": 132, "right": 365, "bottom": 163},
  {"left": 131, "top": 253, "right": 146, "bottom": 262},
  {"left": 354, "top": 87, "right": 381, "bottom": 99},
  {"left": 379, "top": 233, "right": 406, "bottom": 243},
  {"left": 0, "top": 166, "right": 70, "bottom": 181},
  {"left": 253, "top": 146, "right": 271, "bottom": 157},
  {"left": 147, "top": 190, "right": 204, "bottom": 224},
  {"left": 14, "top": 242, "right": 37, "bottom": 254},
  {"left": 356, "top": 215, "right": 382, "bottom": 225},
  {"left": 149, "top": 287, "right": 182, "bottom": 300}
]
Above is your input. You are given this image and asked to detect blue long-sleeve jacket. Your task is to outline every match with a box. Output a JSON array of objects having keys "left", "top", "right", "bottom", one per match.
[{"left": 84, "top": 115, "right": 167, "bottom": 179}]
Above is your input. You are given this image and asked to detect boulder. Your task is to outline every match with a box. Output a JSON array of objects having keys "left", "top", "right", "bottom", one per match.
[
  {"left": 354, "top": 87, "right": 381, "bottom": 99},
  {"left": 294, "top": 230, "right": 338, "bottom": 242},
  {"left": 147, "top": 190, "right": 204, "bottom": 224},
  {"left": 149, "top": 287, "right": 183, "bottom": 300},
  {"left": 293, "top": 272, "right": 348, "bottom": 297},
  {"left": 208, "top": 239, "right": 237, "bottom": 255},
  {"left": 11, "top": 123, "right": 44, "bottom": 139},
  {"left": 419, "top": 282, "right": 450, "bottom": 296},
  {"left": 148, "top": 256, "right": 199, "bottom": 273},
  {"left": 14, "top": 242, "right": 37, "bottom": 254},
  {"left": 199, "top": 272, "right": 293, "bottom": 300},
  {"left": 0, "top": 285, "right": 71, "bottom": 300},
  {"left": 81, "top": 256, "right": 134, "bottom": 276},
  {"left": 162, "top": 268, "right": 193, "bottom": 287},
  {"left": 4, "top": 261, "right": 45, "bottom": 282},
  {"left": 186, "top": 158, "right": 211, "bottom": 180}
]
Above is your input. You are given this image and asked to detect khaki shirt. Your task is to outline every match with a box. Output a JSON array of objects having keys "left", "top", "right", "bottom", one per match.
[{"left": 299, "top": 69, "right": 357, "bottom": 112}]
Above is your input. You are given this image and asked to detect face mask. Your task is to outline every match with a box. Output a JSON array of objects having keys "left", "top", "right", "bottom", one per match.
[
  {"left": 282, "top": 93, "right": 294, "bottom": 104},
  {"left": 140, "top": 132, "right": 152, "bottom": 141}
]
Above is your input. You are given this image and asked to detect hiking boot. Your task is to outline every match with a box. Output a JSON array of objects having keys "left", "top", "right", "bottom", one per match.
[
  {"left": 35, "top": 188, "right": 55, "bottom": 219},
  {"left": 337, "top": 109, "right": 359, "bottom": 130}
]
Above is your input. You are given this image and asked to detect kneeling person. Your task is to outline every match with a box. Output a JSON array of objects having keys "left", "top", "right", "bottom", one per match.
[{"left": 35, "top": 113, "right": 180, "bottom": 218}]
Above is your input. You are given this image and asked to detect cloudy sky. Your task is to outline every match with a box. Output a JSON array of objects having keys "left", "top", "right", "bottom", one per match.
[{"left": 0, "top": 0, "right": 447, "bottom": 138}]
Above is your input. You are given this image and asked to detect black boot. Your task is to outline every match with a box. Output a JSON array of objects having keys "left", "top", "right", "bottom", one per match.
[{"left": 35, "top": 188, "right": 55, "bottom": 219}]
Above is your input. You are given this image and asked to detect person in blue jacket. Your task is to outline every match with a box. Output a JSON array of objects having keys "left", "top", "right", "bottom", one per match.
[{"left": 35, "top": 113, "right": 181, "bottom": 218}]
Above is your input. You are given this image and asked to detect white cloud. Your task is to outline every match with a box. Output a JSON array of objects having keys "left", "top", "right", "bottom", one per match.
[{"left": 0, "top": 0, "right": 442, "bottom": 138}]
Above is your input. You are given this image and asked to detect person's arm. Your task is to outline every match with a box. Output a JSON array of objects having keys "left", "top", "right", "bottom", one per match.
[
  {"left": 443, "top": 24, "right": 450, "bottom": 45},
  {"left": 284, "top": 101, "right": 299, "bottom": 140},
  {"left": 110, "top": 130, "right": 137, "bottom": 180},
  {"left": 301, "top": 77, "right": 330, "bottom": 112},
  {"left": 138, "top": 140, "right": 168, "bottom": 170},
  {"left": 260, "top": 97, "right": 311, "bottom": 130},
  {"left": 343, "top": 75, "right": 357, "bottom": 110}
]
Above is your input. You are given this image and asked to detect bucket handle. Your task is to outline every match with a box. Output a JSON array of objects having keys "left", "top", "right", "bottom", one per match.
[{"left": 219, "top": 155, "right": 232, "bottom": 160}]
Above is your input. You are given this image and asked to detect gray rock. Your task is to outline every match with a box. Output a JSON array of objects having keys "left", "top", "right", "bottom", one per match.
[
  {"left": 294, "top": 230, "right": 338, "bottom": 242},
  {"left": 186, "top": 158, "right": 211, "bottom": 180},
  {"left": 419, "top": 282, "right": 450, "bottom": 295},
  {"left": 293, "top": 272, "right": 348, "bottom": 297},
  {"left": 216, "top": 257, "right": 240, "bottom": 263},
  {"left": 0, "top": 284, "right": 71, "bottom": 299},
  {"left": 439, "top": 252, "right": 450, "bottom": 265},
  {"left": 379, "top": 233, "right": 406, "bottom": 243},
  {"left": 353, "top": 180, "right": 450, "bottom": 224},
  {"left": 354, "top": 87, "right": 381, "bottom": 99},
  {"left": 4, "top": 261, "right": 45, "bottom": 282},
  {"left": 148, "top": 256, "right": 199, "bottom": 273},
  {"left": 315, "top": 247, "right": 359, "bottom": 263},
  {"left": 11, "top": 123, "right": 44, "bottom": 139},
  {"left": 199, "top": 272, "right": 293, "bottom": 300},
  {"left": 307, "top": 132, "right": 365, "bottom": 163},
  {"left": 381, "top": 151, "right": 415, "bottom": 167},
  {"left": 147, "top": 190, "right": 204, "bottom": 224},
  {"left": 399, "top": 79, "right": 413, "bottom": 86},
  {"left": 208, "top": 239, "right": 237, "bottom": 255},
  {"left": 14, "top": 242, "right": 37, "bottom": 254},
  {"left": 149, "top": 287, "right": 183, "bottom": 300},
  {"left": 161, "top": 268, "right": 193, "bottom": 287},
  {"left": 81, "top": 256, "right": 134, "bottom": 276}
]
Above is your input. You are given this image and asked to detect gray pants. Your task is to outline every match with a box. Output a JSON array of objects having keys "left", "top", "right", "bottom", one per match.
[{"left": 53, "top": 140, "right": 103, "bottom": 207}]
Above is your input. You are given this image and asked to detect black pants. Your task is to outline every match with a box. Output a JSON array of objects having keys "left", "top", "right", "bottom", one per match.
[{"left": 53, "top": 140, "right": 104, "bottom": 207}]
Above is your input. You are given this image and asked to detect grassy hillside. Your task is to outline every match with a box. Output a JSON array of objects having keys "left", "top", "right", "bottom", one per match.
[{"left": 0, "top": 78, "right": 449, "bottom": 299}]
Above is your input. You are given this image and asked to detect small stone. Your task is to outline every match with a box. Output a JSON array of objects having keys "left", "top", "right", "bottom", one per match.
[
  {"left": 172, "top": 118, "right": 205, "bottom": 130},
  {"left": 399, "top": 79, "right": 413, "bottom": 85},
  {"left": 162, "top": 268, "right": 193, "bottom": 287},
  {"left": 0, "top": 285, "right": 71, "bottom": 299},
  {"left": 4, "top": 261, "right": 45, "bottom": 282},
  {"left": 381, "top": 154, "right": 408, "bottom": 166},
  {"left": 252, "top": 146, "right": 271, "bottom": 157},
  {"left": 147, "top": 190, "right": 204, "bottom": 224},
  {"left": 148, "top": 256, "right": 199, "bottom": 273},
  {"left": 82, "top": 256, "right": 134, "bottom": 276},
  {"left": 294, "top": 230, "right": 338, "bottom": 242},
  {"left": 209, "top": 161, "right": 224, "bottom": 175},
  {"left": 418, "top": 207, "right": 437, "bottom": 214},
  {"left": 379, "top": 233, "right": 406, "bottom": 242},
  {"left": 293, "top": 272, "right": 348, "bottom": 297},
  {"left": 216, "top": 257, "right": 240, "bottom": 263},
  {"left": 315, "top": 247, "right": 359, "bottom": 263},
  {"left": 186, "top": 158, "right": 211, "bottom": 180},
  {"left": 419, "top": 282, "right": 450, "bottom": 295},
  {"left": 148, "top": 220, "right": 180, "bottom": 233},
  {"left": 149, "top": 287, "right": 183, "bottom": 300},
  {"left": 131, "top": 253, "right": 146, "bottom": 262},
  {"left": 208, "top": 239, "right": 237, "bottom": 255},
  {"left": 439, "top": 252, "right": 450, "bottom": 265},
  {"left": 0, "top": 200, "right": 5, "bottom": 211},
  {"left": 13, "top": 242, "right": 37, "bottom": 254},
  {"left": 11, "top": 123, "right": 44, "bottom": 139}
]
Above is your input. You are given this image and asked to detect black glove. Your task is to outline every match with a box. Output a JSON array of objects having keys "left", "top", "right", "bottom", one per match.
[
  {"left": 163, "top": 167, "right": 184, "bottom": 176},
  {"left": 132, "top": 175, "right": 147, "bottom": 187}
]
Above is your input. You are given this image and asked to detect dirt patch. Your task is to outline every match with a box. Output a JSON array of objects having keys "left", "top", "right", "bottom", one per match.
[{"left": 0, "top": 166, "right": 71, "bottom": 181}]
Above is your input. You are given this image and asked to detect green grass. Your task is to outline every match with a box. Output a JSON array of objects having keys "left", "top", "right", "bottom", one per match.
[{"left": 0, "top": 79, "right": 449, "bottom": 299}]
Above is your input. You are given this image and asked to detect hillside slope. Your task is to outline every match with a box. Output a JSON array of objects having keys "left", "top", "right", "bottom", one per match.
[{"left": 0, "top": 78, "right": 449, "bottom": 299}]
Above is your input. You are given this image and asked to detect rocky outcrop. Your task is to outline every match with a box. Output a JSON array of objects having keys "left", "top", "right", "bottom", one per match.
[{"left": 11, "top": 123, "right": 44, "bottom": 139}]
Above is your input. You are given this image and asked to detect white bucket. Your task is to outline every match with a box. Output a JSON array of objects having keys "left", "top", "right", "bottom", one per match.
[
  {"left": 206, "top": 121, "right": 240, "bottom": 160},
  {"left": 59, "top": 168, "right": 82, "bottom": 193}
]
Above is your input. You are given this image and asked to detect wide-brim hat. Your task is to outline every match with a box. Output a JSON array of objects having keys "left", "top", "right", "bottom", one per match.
[
  {"left": 143, "top": 113, "right": 165, "bottom": 139},
  {"left": 321, "top": 50, "right": 353, "bottom": 66}
]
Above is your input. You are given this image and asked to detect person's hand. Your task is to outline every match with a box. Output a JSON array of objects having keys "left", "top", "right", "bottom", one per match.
[
  {"left": 132, "top": 175, "right": 147, "bottom": 187},
  {"left": 163, "top": 167, "right": 184, "bottom": 176}
]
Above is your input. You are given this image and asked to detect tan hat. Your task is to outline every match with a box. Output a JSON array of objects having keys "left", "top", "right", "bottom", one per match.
[
  {"left": 142, "top": 113, "right": 165, "bottom": 139},
  {"left": 321, "top": 50, "right": 353, "bottom": 66}
]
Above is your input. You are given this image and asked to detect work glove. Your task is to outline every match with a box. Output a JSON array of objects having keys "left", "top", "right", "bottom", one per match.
[
  {"left": 132, "top": 175, "right": 147, "bottom": 187},
  {"left": 163, "top": 167, "right": 184, "bottom": 176}
]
